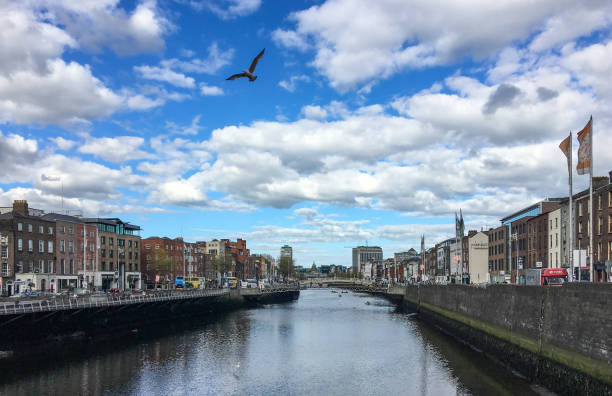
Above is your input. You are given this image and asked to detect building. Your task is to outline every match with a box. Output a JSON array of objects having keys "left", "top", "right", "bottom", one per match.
[
  {"left": 436, "top": 239, "right": 453, "bottom": 281},
  {"left": 488, "top": 225, "right": 507, "bottom": 282},
  {"left": 449, "top": 238, "right": 462, "bottom": 283},
  {"left": 280, "top": 245, "right": 293, "bottom": 261},
  {"left": 465, "top": 231, "right": 489, "bottom": 284},
  {"left": 548, "top": 208, "right": 562, "bottom": 269},
  {"left": 40, "top": 213, "right": 98, "bottom": 291},
  {"left": 0, "top": 229, "right": 13, "bottom": 295},
  {"left": 141, "top": 237, "right": 186, "bottom": 289},
  {"left": 352, "top": 246, "right": 382, "bottom": 275},
  {"left": 395, "top": 248, "right": 419, "bottom": 282},
  {"left": 0, "top": 201, "right": 56, "bottom": 293},
  {"left": 500, "top": 198, "right": 561, "bottom": 283},
  {"left": 84, "top": 218, "right": 141, "bottom": 290}
]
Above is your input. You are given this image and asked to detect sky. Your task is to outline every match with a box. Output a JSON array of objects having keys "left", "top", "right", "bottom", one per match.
[{"left": 1, "top": 0, "right": 611, "bottom": 268}]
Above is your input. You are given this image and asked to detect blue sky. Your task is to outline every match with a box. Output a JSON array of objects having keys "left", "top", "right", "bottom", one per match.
[{"left": 1, "top": 0, "right": 611, "bottom": 267}]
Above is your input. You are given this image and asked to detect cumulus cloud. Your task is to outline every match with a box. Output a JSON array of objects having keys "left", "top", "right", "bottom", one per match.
[
  {"left": 200, "top": 83, "right": 224, "bottom": 96},
  {"left": 194, "top": 0, "right": 262, "bottom": 19},
  {"left": 483, "top": 84, "right": 522, "bottom": 114},
  {"left": 50, "top": 137, "right": 77, "bottom": 151},
  {"left": 35, "top": 0, "right": 171, "bottom": 55},
  {"left": 78, "top": 136, "right": 152, "bottom": 163},
  {"left": 134, "top": 65, "right": 195, "bottom": 88},
  {"left": 278, "top": 75, "right": 311, "bottom": 92},
  {"left": 161, "top": 43, "right": 234, "bottom": 74},
  {"left": 275, "top": 0, "right": 612, "bottom": 91}
]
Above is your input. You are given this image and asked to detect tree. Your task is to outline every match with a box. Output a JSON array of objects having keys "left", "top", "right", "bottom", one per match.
[
  {"left": 151, "top": 249, "right": 173, "bottom": 286},
  {"left": 278, "top": 256, "right": 294, "bottom": 282},
  {"left": 210, "top": 253, "right": 232, "bottom": 282}
]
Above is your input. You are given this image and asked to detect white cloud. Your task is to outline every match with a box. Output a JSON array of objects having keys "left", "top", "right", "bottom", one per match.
[
  {"left": 278, "top": 75, "right": 310, "bottom": 92},
  {"left": 50, "top": 137, "right": 76, "bottom": 151},
  {"left": 200, "top": 83, "right": 224, "bottom": 96},
  {"left": 35, "top": 0, "right": 171, "bottom": 55},
  {"left": 0, "top": 59, "right": 122, "bottom": 125},
  {"left": 78, "top": 136, "right": 152, "bottom": 163},
  {"left": 196, "top": 0, "right": 262, "bottom": 19},
  {"left": 166, "top": 115, "right": 203, "bottom": 136},
  {"left": 162, "top": 43, "right": 234, "bottom": 74},
  {"left": 301, "top": 105, "right": 328, "bottom": 120},
  {"left": 275, "top": 0, "right": 612, "bottom": 91},
  {"left": 134, "top": 65, "right": 195, "bottom": 88}
]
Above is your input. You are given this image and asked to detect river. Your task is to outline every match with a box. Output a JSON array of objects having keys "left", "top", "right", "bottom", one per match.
[{"left": 0, "top": 289, "right": 545, "bottom": 395}]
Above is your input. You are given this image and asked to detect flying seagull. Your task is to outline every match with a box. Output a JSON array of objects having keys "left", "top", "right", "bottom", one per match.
[{"left": 226, "top": 48, "right": 265, "bottom": 82}]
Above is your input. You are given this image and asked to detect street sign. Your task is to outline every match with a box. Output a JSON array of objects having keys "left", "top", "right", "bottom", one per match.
[{"left": 536, "top": 261, "right": 542, "bottom": 268}]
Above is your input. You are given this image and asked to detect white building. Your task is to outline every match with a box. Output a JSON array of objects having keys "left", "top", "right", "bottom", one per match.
[
  {"left": 548, "top": 208, "right": 562, "bottom": 268},
  {"left": 467, "top": 232, "right": 489, "bottom": 284}
]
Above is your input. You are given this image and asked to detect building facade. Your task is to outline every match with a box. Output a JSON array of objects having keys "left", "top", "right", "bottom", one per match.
[
  {"left": 352, "top": 246, "right": 382, "bottom": 275},
  {"left": 84, "top": 218, "right": 141, "bottom": 290}
]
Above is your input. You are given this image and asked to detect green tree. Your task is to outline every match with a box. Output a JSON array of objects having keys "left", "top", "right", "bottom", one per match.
[
  {"left": 210, "top": 253, "right": 232, "bottom": 282},
  {"left": 278, "top": 256, "right": 294, "bottom": 282}
]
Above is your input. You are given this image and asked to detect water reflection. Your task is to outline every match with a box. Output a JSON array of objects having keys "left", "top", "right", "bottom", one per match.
[{"left": 0, "top": 290, "right": 539, "bottom": 395}]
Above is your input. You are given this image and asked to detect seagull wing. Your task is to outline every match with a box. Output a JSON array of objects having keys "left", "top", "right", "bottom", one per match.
[
  {"left": 226, "top": 73, "right": 248, "bottom": 80},
  {"left": 248, "top": 48, "right": 265, "bottom": 73}
]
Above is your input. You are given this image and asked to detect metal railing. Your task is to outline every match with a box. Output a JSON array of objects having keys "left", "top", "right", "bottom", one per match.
[{"left": 0, "top": 289, "right": 229, "bottom": 316}]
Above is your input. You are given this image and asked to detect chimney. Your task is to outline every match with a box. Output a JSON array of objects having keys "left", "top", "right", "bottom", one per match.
[
  {"left": 593, "top": 176, "right": 608, "bottom": 189},
  {"left": 12, "top": 200, "right": 28, "bottom": 216}
]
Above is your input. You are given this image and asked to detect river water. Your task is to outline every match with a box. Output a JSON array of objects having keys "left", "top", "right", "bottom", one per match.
[{"left": 0, "top": 289, "right": 544, "bottom": 395}]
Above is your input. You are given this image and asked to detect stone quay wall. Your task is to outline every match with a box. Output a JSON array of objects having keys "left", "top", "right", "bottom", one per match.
[{"left": 402, "top": 283, "right": 611, "bottom": 395}]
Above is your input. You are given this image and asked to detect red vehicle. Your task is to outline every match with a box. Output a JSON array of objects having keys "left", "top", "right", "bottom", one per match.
[{"left": 525, "top": 268, "right": 567, "bottom": 286}]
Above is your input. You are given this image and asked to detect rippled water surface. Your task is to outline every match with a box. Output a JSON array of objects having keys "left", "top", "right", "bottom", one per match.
[{"left": 0, "top": 290, "right": 541, "bottom": 395}]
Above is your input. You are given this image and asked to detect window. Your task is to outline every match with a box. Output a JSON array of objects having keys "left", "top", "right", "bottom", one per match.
[
  {"left": 128, "top": 240, "right": 132, "bottom": 248},
  {"left": 101, "top": 248, "right": 106, "bottom": 257},
  {"left": 598, "top": 195, "right": 602, "bottom": 210},
  {"left": 609, "top": 215, "right": 612, "bottom": 233},
  {"left": 90, "top": 230, "right": 94, "bottom": 238},
  {"left": 135, "top": 252, "right": 138, "bottom": 259},
  {"left": 61, "top": 259, "right": 66, "bottom": 274},
  {"left": 599, "top": 217, "right": 603, "bottom": 235},
  {"left": 135, "top": 241, "right": 138, "bottom": 249},
  {"left": 155, "top": 244, "right": 160, "bottom": 249},
  {"left": 609, "top": 191, "right": 612, "bottom": 207},
  {"left": 555, "top": 233, "right": 558, "bottom": 247},
  {"left": 101, "top": 262, "right": 106, "bottom": 271},
  {"left": 69, "top": 240, "right": 74, "bottom": 253},
  {"left": 109, "top": 262, "right": 114, "bottom": 271},
  {"left": 1, "top": 245, "right": 7, "bottom": 258},
  {"left": 145, "top": 244, "right": 150, "bottom": 250},
  {"left": 109, "top": 237, "right": 114, "bottom": 246},
  {"left": 48, "top": 227, "right": 53, "bottom": 235},
  {"left": 578, "top": 202, "right": 583, "bottom": 216},
  {"left": 129, "top": 252, "right": 132, "bottom": 259},
  {"left": 69, "top": 259, "right": 74, "bottom": 274},
  {"left": 550, "top": 220, "right": 552, "bottom": 230},
  {"left": 39, "top": 225, "right": 43, "bottom": 233},
  {"left": 1, "top": 262, "right": 8, "bottom": 276},
  {"left": 89, "top": 243, "right": 94, "bottom": 252},
  {"left": 17, "top": 223, "right": 22, "bottom": 231},
  {"left": 555, "top": 218, "right": 558, "bottom": 228},
  {"left": 135, "top": 263, "right": 138, "bottom": 271},
  {"left": 101, "top": 236, "right": 105, "bottom": 244},
  {"left": 39, "top": 240, "right": 44, "bottom": 252},
  {"left": 550, "top": 235, "right": 552, "bottom": 248},
  {"left": 68, "top": 226, "right": 73, "bottom": 234},
  {"left": 109, "top": 250, "right": 113, "bottom": 258},
  {"left": 597, "top": 242, "right": 602, "bottom": 260},
  {"left": 28, "top": 239, "right": 33, "bottom": 252},
  {"left": 18, "top": 238, "right": 23, "bottom": 251},
  {"left": 49, "top": 260, "right": 54, "bottom": 274},
  {"left": 28, "top": 224, "right": 32, "bottom": 232}
]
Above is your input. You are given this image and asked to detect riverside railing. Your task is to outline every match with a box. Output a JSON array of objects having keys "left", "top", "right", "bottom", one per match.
[{"left": 0, "top": 288, "right": 230, "bottom": 316}]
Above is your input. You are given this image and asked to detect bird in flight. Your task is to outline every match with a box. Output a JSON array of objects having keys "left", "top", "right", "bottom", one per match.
[{"left": 226, "top": 48, "right": 265, "bottom": 82}]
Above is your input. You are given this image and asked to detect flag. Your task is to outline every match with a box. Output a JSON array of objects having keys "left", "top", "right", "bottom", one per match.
[
  {"left": 459, "top": 209, "right": 465, "bottom": 237},
  {"left": 559, "top": 134, "right": 571, "bottom": 172},
  {"left": 576, "top": 116, "right": 592, "bottom": 175}
]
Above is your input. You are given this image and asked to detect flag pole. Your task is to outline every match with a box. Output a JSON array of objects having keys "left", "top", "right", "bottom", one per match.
[
  {"left": 568, "top": 131, "right": 574, "bottom": 282},
  {"left": 589, "top": 116, "right": 594, "bottom": 282}
]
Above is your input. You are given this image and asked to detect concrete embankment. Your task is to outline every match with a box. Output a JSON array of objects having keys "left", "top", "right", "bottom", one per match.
[
  {"left": 0, "top": 288, "right": 299, "bottom": 352},
  {"left": 400, "top": 283, "right": 611, "bottom": 395}
]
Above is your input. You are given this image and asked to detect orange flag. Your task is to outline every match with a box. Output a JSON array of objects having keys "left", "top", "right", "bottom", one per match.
[
  {"left": 559, "top": 134, "right": 571, "bottom": 172},
  {"left": 576, "top": 116, "right": 592, "bottom": 175}
]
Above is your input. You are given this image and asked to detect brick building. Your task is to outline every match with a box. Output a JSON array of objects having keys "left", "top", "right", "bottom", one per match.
[
  {"left": 141, "top": 237, "right": 185, "bottom": 288},
  {"left": 41, "top": 213, "right": 98, "bottom": 291},
  {"left": 0, "top": 201, "right": 55, "bottom": 293},
  {"left": 84, "top": 218, "right": 141, "bottom": 290}
]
